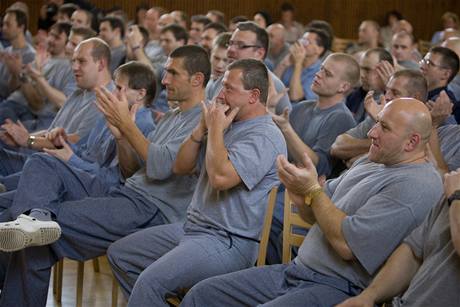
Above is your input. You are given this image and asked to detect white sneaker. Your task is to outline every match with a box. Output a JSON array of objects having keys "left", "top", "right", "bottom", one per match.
[{"left": 0, "top": 214, "right": 61, "bottom": 252}]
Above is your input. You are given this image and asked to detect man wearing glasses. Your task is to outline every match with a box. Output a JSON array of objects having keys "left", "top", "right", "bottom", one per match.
[
  {"left": 206, "top": 21, "right": 292, "bottom": 115},
  {"left": 420, "top": 46, "right": 459, "bottom": 123}
]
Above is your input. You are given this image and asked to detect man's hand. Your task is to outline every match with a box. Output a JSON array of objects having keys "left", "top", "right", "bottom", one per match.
[
  {"left": 335, "top": 294, "right": 375, "bottom": 307},
  {"left": 427, "top": 90, "right": 453, "bottom": 128},
  {"left": 266, "top": 74, "right": 289, "bottom": 114},
  {"left": 444, "top": 168, "right": 460, "bottom": 198},
  {"left": 364, "top": 90, "right": 385, "bottom": 121},
  {"left": 96, "top": 86, "right": 135, "bottom": 135},
  {"left": 43, "top": 135, "right": 74, "bottom": 161},
  {"left": 271, "top": 108, "right": 291, "bottom": 132},
  {"left": 1, "top": 119, "right": 30, "bottom": 147},
  {"left": 289, "top": 42, "right": 306, "bottom": 66},
  {"left": 205, "top": 100, "right": 239, "bottom": 133},
  {"left": 3, "top": 52, "right": 23, "bottom": 76},
  {"left": 126, "top": 25, "right": 144, "bottom": 49},
  {"left": 277, "top": 153, "right": 320, "bottom": 195},
  {"left": 46, "top": 127, "right": 67, "bottom": 147},
  {"left": 375, "top": 60, "right": 394, "bottom": 87},
  {"left": 24, "top": 63, "right": 44, "bottom": 81}
]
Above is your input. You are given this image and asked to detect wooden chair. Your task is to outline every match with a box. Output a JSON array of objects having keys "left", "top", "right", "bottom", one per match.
[
  {"left": 53, "top": 257, "right": 119, "bottom": 307},
  {"left": 165, "top": 186, "right": 279, "bottom": 306},
  {"left": 282, "top": 192, "right": 312, "bottom": 263},
  {"left": 332, "top": 37, "right": 356, "bottom": 53}
]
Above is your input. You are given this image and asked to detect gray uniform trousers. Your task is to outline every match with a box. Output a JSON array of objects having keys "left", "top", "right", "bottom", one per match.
[
  {"left": 0, "top": 153, "right": 166, "bottom": 307},
  {"left": 181, "top": 261, "right": 363, "bottom": 307},
  {"left": 107, "top": 221, "right": 259, "bottom": 307}
]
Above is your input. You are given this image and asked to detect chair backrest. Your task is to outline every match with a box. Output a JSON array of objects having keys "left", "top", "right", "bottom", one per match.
[
  {"left": 282, "top": 191, "right": 312, "bottom": 263},
  {"left": 417, "top": 39, "right": 432, "bottom": 56},
  {"left": 256, "top": 186, "right": 278, "bottom": 266},
  {"left": 332, "top": 37, "right": 356, "bottom": 52}
]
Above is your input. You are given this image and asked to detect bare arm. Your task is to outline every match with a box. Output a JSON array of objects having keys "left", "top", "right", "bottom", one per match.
[
  {"left": 330, "top": 133, "right": 371, "bottom": 161},
  {"left": 278, "top": 154, "right": 353, "bottom": 259},
  {"left": 288, "top": 43, "right": 306, "bottom": 101},
  {"left": 336, "top": 244, "right": 421, "bottom": 307},
  {"left": 32, "top": 74, "right": 67, "bottom": 108},
  {"left": 173, "top": 103, "right": 207, "bottom": 175},
  {"left": 19, "top": 81, "right": 45, "bottom": 111},
  {"left": 205, "top": 103, "right": 241, "bottom": 190},
  {"left": 444, "top": 170, "right": 460, "bottom": 256}
]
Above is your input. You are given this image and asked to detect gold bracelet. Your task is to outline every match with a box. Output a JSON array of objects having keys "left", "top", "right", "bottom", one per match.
[{"left": 304, "top": 185, "right": 323, "bottom": 207}]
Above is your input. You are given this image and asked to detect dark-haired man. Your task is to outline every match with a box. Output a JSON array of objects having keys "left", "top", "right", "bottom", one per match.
[
  {"left": 200, "top": 22, "right": 227, "bottom": 52},
  {"left": 189, "top": 15, "right": 211, "bottom": 45},
  {"left": 0, "top": 9, "right": 35, "bottom": 100},
  {"left": 107, "top": 58, "right": 287, "bottom": 306},
  {"left": 207, "top": 21, "right": 291, "bottom": 115},
  {"left": 0, "top": 45, "right": 209, "bottom": 306},
  {"left": 99, "top": 16, "right": 126, "bottom": 73}
]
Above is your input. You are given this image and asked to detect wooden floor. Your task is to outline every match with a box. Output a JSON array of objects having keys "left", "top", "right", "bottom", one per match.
[{"left": 46, "top": 257, "right": 127, "bottom": 307}]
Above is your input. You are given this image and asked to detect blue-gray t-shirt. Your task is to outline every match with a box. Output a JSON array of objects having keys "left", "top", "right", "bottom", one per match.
[
  {"left": 296, "top": 157, "right": 443, "bottom": 289},
  {"left": 289, "top": 100, "right": 356, "bottom": 176},
  {"left": 187, "top": 114, "right": 287, "bottom": 240}
]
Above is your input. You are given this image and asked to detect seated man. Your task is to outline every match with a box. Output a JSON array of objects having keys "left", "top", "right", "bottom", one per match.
[
  {"left": 276, "top": 28, "right": 330, "bottom": 102},
  {"left": 107, "top": 59, "right": 287, "bottom": 304},
  {"left": 0, "top": 38, "right": 114, "bottom": 177},
  {"left": 0, "top": 61, "right": 156, "bottom": 192},
  {"left": 346, "top": 48, "right": 394, "bottom": 124},
  {"left": 206, "top": 21, "right": 291, "bottom": 115},
  {"left": 182, "top": 98, "right": 444, "bottom": 306},
  {"left": 443, "top": 37, "right": 460, "bottom": 101},
  {"left": 205, "top": 32, "right": 231, "bottom": 101},
  {"left": 391, "top": 31, "right": 419, "bottom": 70},
  {"left": 0, "top": 22, "right": 76, "bottom": 130},
  {"left": 337, "top": 169, "right": 460, "bottom": 307},
  {"left": 267, "top": 53, "right": 359, "bottom": 264},
  {"left": 98, "top": 16, "right": 126, "bottom": 74},
  {"left": 420, "top": 46, "right": 459, "bottom": 123},
  {"left": 0, "top": 45, "right": 209, "bottom": 307}
]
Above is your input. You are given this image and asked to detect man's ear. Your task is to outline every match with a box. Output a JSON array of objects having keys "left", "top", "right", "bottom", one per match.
[{"left": 191, "top": 72, "right": 205, "bottom": 87}]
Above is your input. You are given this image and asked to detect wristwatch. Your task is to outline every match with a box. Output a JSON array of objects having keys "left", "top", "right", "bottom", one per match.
[
  {"left": 27, "top": 135, "right": 36, "bottom": 148},
  {"left": 304, "top": 185, "right": 323, "bottom": 207},
  {"left": 447, "top": 189, "right": 460, "bottom": 207}
]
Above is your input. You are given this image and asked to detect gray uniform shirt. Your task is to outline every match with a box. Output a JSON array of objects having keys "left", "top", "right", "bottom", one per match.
[
  {"left": 48, "top": 82, "right": 114, "bottom": 138},
  {"left": 125, "top": 104, "right": 202, "bottom": 223},
  {"left": 399, "top": 199, "right": 460, "bottom": 307},
  {"left": 289, "top": 100, "right": 356, "bottom": 176},
  {"left": 109, "top": 45, "right": 126, "bottom": 74},
  {"left": 346, "top": 115, "right": 375, "bottom": 139},
  {"left": 206, "top": 70, "right": 292, "bottom": 115},
  {"left": 438, "top": 125, "right": 460, "bottom": 171},
  {"left": 7, "top": 57, "right": 75, "bottom": 116},
  {"left": 187, "top": 114, "right": 287, "bottom": 240},
  {"left": 296, "top": 157, "right": 443, "bottom": 289},
  {"left": 0, "top": 43, "right": 35, "bottom": 99}
]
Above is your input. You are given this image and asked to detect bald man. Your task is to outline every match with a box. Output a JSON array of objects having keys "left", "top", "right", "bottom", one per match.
[
  {"left": 183, "top": 98, "right": 443, "bottom": 306},
  {"left": 266, "top": 23, "right": 289, "bottom": 71}
]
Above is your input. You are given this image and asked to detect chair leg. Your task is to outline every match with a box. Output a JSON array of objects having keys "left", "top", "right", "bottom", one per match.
[
  {"left": 54, "top": 259, "right": 64, "bottom": 303},
  {"left": 92, "top": 257, "right": 100, "bottom": 273},
  {"left": 76, "top": 261, "right": 85, "bottom": 307},
  {"left": 111, "top": 276, "right": 119, "bottom": 307}
]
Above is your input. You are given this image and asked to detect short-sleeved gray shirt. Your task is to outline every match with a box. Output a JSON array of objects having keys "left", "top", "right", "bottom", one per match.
[
  {"left": 7, "top": 57, "right": 75, "bottom": 116},
  {"left": 125, "top": 104, "right": 202, "bottom": 223},
  {"left": 109, "top": 45, "right": 126, "bottom": 74},
  {"left": 398, "top": 199, "right": 460, "bottom": 306},
  {"left": 296, "top": 157, "right": 443, "bottom": 289},
  {"left": 289, "top": 100, "right": 356, "bottom": 176},
  {"left": 0, "top": 43, "right": 36, "bottom": 99},
  {"left": 206, "top": 70, "right": 292, "bottom": 115},
  {"left": 346, "top": 115, "right": 375, "bottom": 139},
  {"left": 47, "top": 82, "right": 114, "bottom": 138},
  {"left": 438, "top": 124, "right": 460, "bottom": 171},
  {"left": 187, "top": 114, "right": 287, "bottom": 240}
]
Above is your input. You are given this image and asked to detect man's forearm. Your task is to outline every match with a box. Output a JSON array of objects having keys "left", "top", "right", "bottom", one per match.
[
  {"left": 283, "top": 125, "right": 319, "bottom": 165},
  {"left": 289, "top": 64, "right": 304, "bottom": 101},
  {"left": 330, "top": 133, "right": 371, "bottom": 161},
  {"left": 35, "top": 77, "right": 67, "bottom": 108},
  {"left": 428, "top": 128, "right": 449, "bottom": 175},
  {"left": 173, "top": 128, "right": 203, "bottom": 175},
  {"left": 120, "top": 119, "right": 150, "bottom": 162},
  {"left": 359, "top": 243, "right": 421, "bottom": 303},
  {"left": 21, "top": 82, "right": 45, "bottom": 111},
  {"left": 116, "top": 137, "right": 141, "bottom": 179},
  {"left": 450, "top": 200, "right": 460, "bottom": 256}
]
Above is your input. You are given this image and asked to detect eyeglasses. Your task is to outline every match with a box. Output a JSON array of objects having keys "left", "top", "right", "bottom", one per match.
[
  {"left": 419, "top": 58, "right": 447, "bottom": 69},
  {"left": 228, "top": 40, "right": 261, "bottom": 50}
]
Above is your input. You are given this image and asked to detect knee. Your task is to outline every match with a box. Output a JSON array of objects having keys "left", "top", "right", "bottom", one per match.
[
  {"left": 106, "top": 240, "right": 128, "bottom": 271},
  {"left": 181, "top": 281, "right": 210, "bottom": 307}
]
